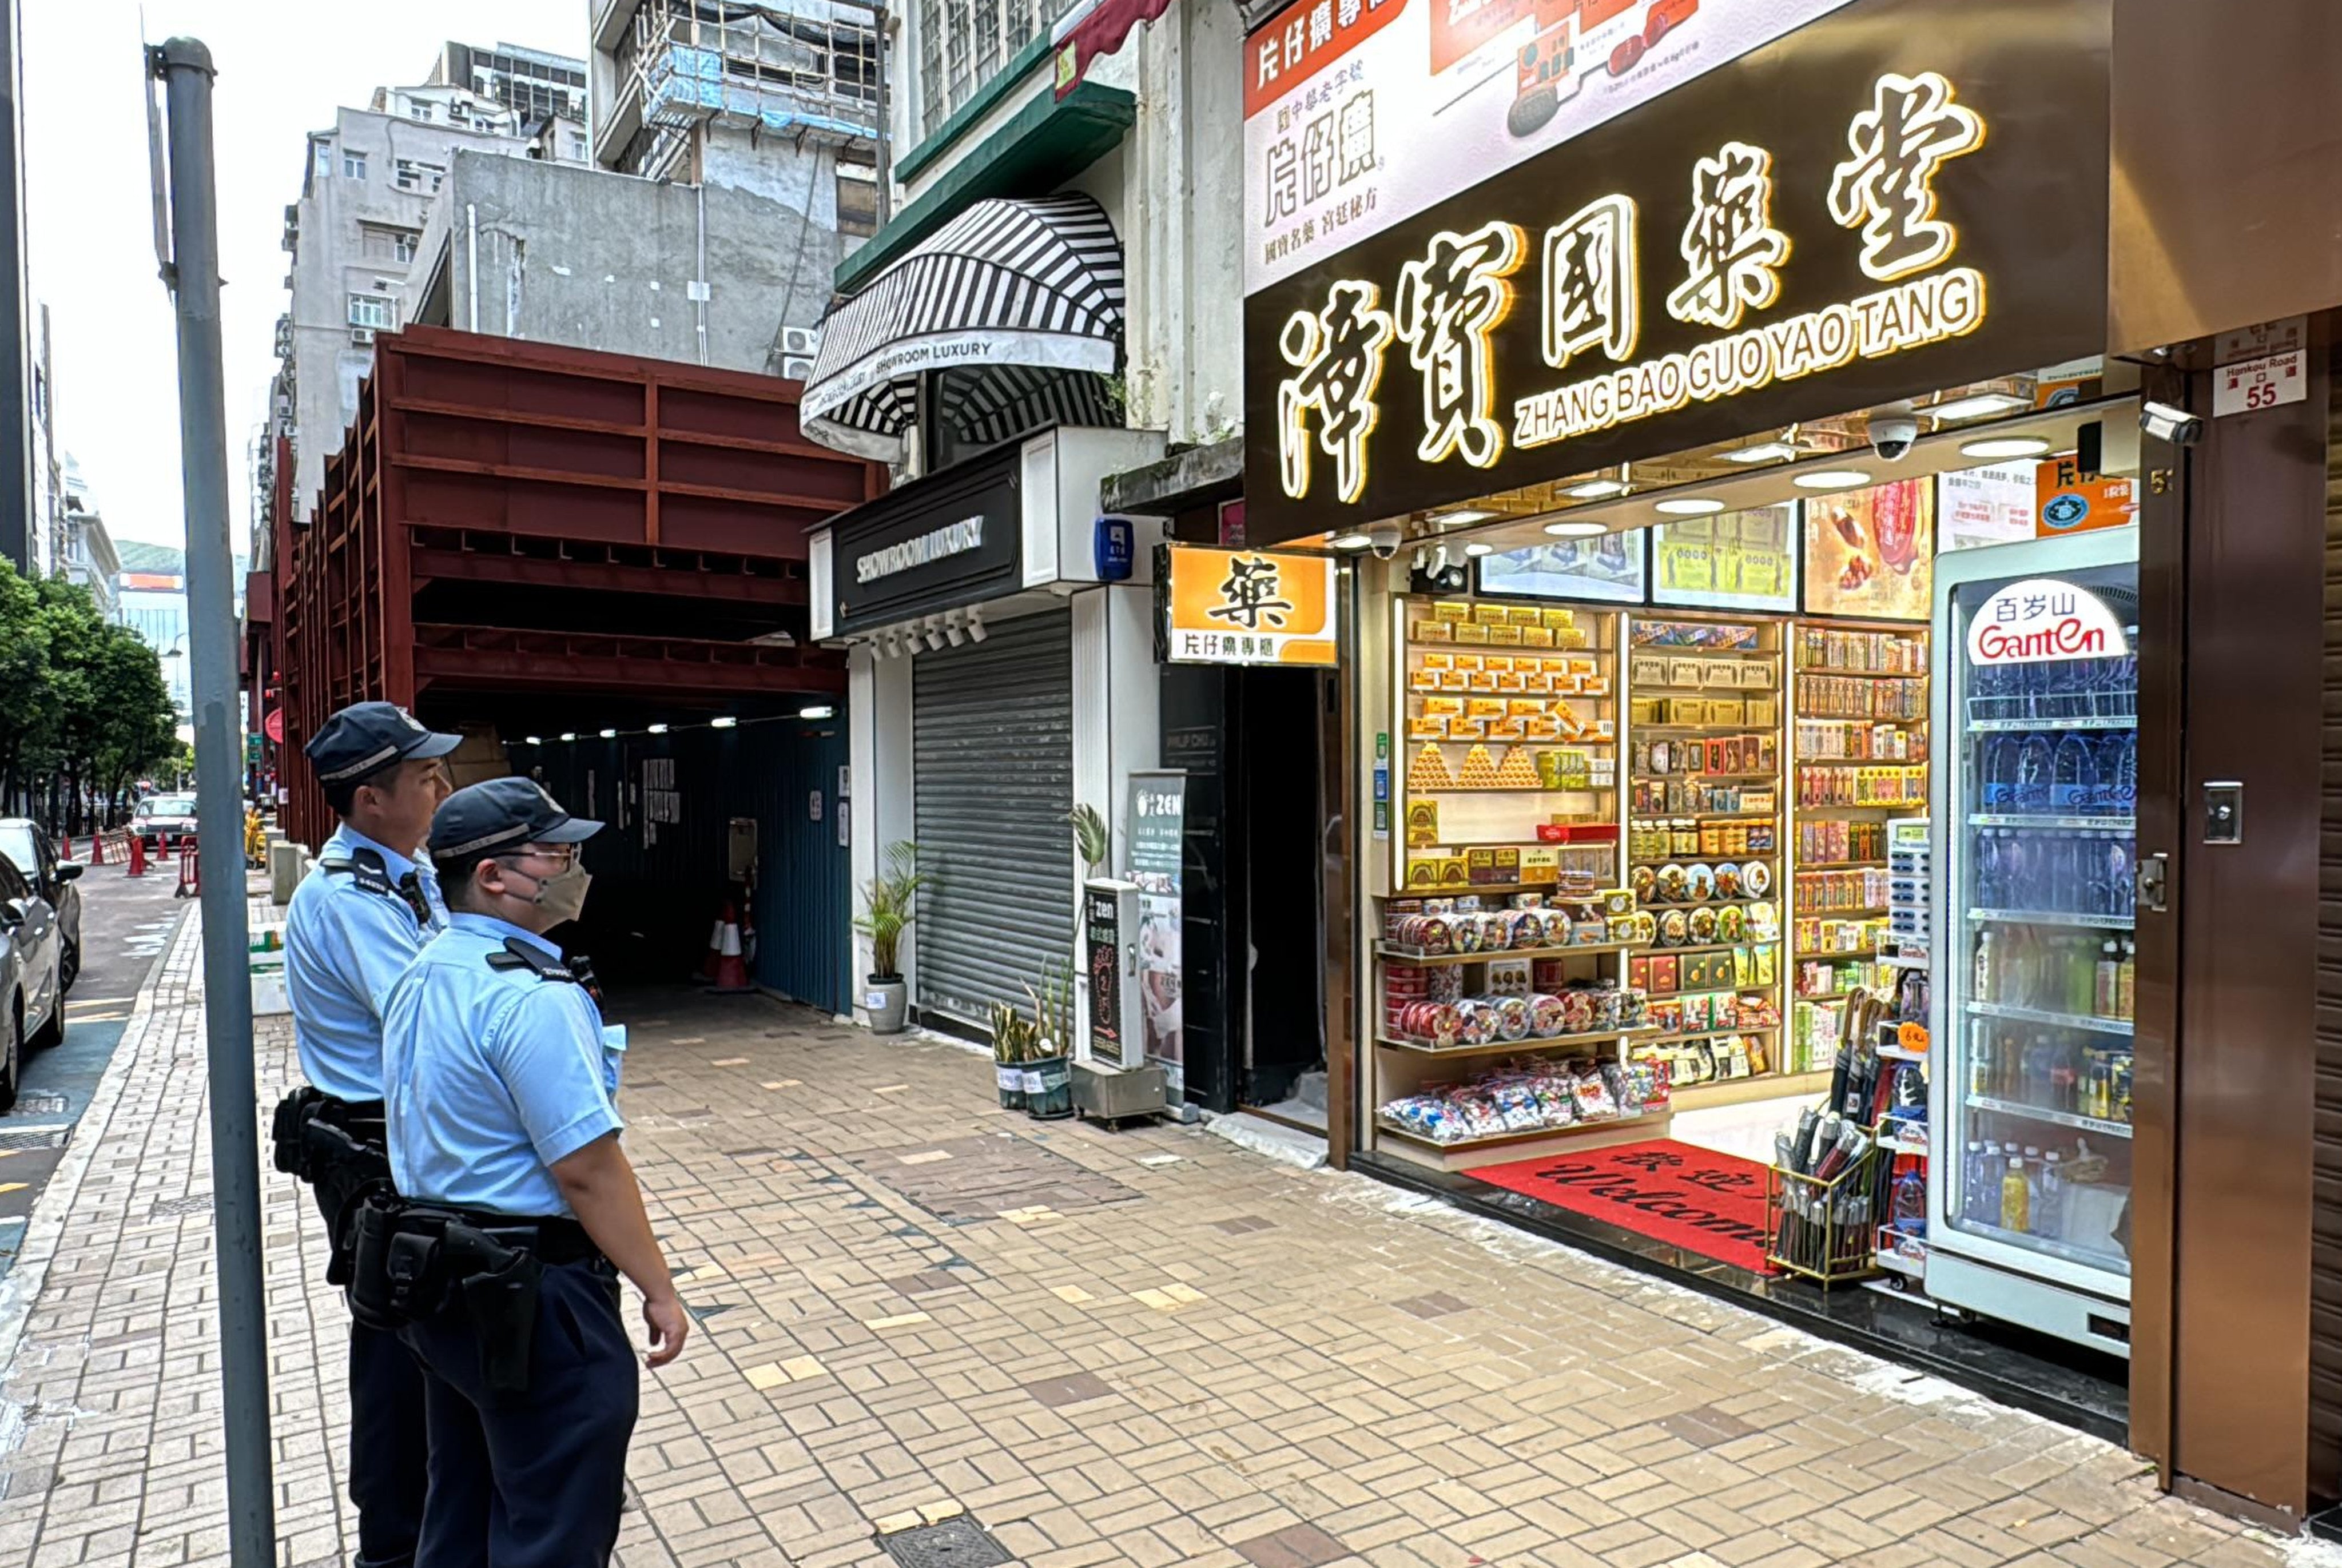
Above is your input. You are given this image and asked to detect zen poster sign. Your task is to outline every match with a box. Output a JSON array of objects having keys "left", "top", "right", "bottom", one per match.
[
  {"left": 1162, "top": 545, "right": 1339, "bottom": 667},
  {"left": 1240, "top": 0, "right": 2111, "bottom": 546}
]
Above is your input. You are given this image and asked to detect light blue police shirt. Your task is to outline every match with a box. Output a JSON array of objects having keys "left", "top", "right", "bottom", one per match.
[
  {"left": 381, "top": 913, "right": 623, "bottom": 1218},
  {"left": 285, "top": 825, "right": 448, "bottom": 1102}
]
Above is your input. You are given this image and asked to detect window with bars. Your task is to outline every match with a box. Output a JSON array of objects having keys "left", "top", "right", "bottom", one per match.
[{"left": 915, "top": 0, "right": 1080, "bottom": 138}]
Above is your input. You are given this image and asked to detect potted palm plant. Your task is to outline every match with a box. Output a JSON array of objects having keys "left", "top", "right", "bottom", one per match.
[{"left": 852, "top": 841, "right": 923, "bottom": 1034}]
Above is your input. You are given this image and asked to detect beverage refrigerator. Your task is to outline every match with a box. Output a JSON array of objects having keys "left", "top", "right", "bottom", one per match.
[{"left": 1926, "top": 527, "right": 2138, "bottom": 1359}]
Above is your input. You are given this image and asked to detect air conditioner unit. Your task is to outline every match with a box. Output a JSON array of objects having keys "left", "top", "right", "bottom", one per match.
[
  {"left": 781, "top": 325, "right": 821, "bottom": 357},
  {"left": 782, "top": 355, "right": 816, "bottom": 380},
  {"left": 349, "top": 327, "right": 376, "bottom": 346}
]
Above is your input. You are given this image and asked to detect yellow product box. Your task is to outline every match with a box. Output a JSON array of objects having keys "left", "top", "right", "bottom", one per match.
[
  {"left": 1507, "top": 605, "right": 1543, "bottom": 627},
  {"left": 1557, "top": 628, "right": 1590, "bottom": 649},
  {"left": 1407, "top": 670, "right": 1442, "bottom": 693},
  {"left": 1541, "top": 607, "right": 1576, "bottom": 630},
  {"left": 1438, "top": 669, "right": 1473, "bottom": 691},
  {"left": 1466, "top": 697, "right": 1506, "bottom": 719},
  {"left": 1473, "top": 603, "right": 1510, "bottom": 627},
  {"left": 1508, "top": 698, "right": 1549, "bottom": 717},
  {"left": 1556, "top": 704, "right": 1589, "bottom": 738},
  {"left": 1437, "top": 856, "right": 1471, "bottom": 888},
  {"left": 1566, "top": 656, "right": 1597, "bottom": 675},
  {"left": 1421, "top": 650, "right": 1454, "bottom": 671},
  {"left": 1582, "top": 676, "right": 1612, "bottom": 698},
  {"left": 1482, "top": 653, "right": 1513, "bottom": 673},
  {"left": 1630, "top": 654, "right": 1669, "bottom": 686},
  {"left": 1423, "top": 695, "right": 1465, "bottom": 717},
  {"left": 1520, "top": 846, "right": 1561, "bottom": 885},
  {"left": 1629, "top": 698, "right": 1661, "bottom": 727},
  {"left": 1602, "top": 888, "right": 1638, "bottom": 919},
  {"left": 1493, "top": 671, "right": 1526, "bottom": 693},
  {"left": 1517, "top": 671, "right": 1551, "bottom": 693},
  {"left": 1520, "top": 625, "right": 1556, "bottom": 648},
  {"left": 1488, "top": 624, "right": 1524, "bottom": 646},
  {"left": 1738, "top": 663, "right": 1774, "bottom": 689},
  {"left": 1668, "top": 658, "right": 1704, "bottom": 686},
  {"left": 1556, "top": 674, "right": 1586, "bottom": 695},
  {"left": 1523, "top": 714, "right": 1562, "bottom": 739},
  {"left": 1405, "top": 857, "right": 1444, "bottom": 889},
  {"left": 1454, "top": 622, "right": 1491, "bottom": 645},
  {"left": 1406, "top": 715, "right": 1449, "bottom": 739},
  {"left": 1704, "top": 662, "right": 1739, "bottom": 688},
  {"left": 1453, "top": 651, "right": 1484, "bottom": 672},
  {"left": 1449, "top": 717, "right": 1489, "bottom": 741},
  {"left": 1404, "top": 800, "right": 1441, "bottom": 847},
  {"left": 1411, "top": 619, "right": 1454, "bottom": 643},
  {"left": 1708, "top": 697, "right": 1743, "bottom": 725},
  {"left": 1748, "top": 697, "right": 1778, "bottom": 726},
  {"left": 1487, "top": 717, "right": 1528, "bottom": 742},
  {"left": 1432, "top": 600, "right": 1472, "bottom": 623}
]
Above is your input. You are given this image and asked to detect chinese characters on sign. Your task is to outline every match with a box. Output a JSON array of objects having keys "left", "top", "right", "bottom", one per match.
[
  {"left": 1163, "top": 545, "right": 1338, "bottom": 667},
  {"left": 1965, "top": 577, "right": 2128, "bottom": 666},
  {"left": 1271, "top": 69, "right": 1994, "bottom": 503}
]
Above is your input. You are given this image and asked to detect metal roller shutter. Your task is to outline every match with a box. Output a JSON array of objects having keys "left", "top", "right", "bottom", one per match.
[{"left": 913, "top": 609, "right": 1075, "bottom": 1026}]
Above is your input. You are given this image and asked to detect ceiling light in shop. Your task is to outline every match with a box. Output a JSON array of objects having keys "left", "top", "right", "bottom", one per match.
[
  {"left": 1463, "top": 542, "right": 1494, "bottom": 557},
  {"left": 1329, "top": 532, "right": 1372, "bottom": 551},
  {"left": 1562, "top": 477, "right": 1627, "bottom": 499},
  {"left": 523, "top": 735, "right": 542, "bottom": 746},
  {"left": 1653, "top": 498, "right": 1724, "bottom": 516},
  {"left": 1544, "top": 520, "right": 1608, "bottom": 538},
  {"left": 710, "top": 716, "right": 738, "bottom": 729},
  {"left": 1960, "top": 436, "right": 2052, "bottom": 460},
  {"left": 1436, "top": 508, "right": 1497, "bottom": 526},
  {"left": 1929, "top": 392, "right": 2030, "bottom": 421},
  {"left": 1725, "top": 441, "right": 1799, "bottom": 464},
  {"left": 599, "top": 728, "right": 617, "bottom": 739},
  {"left": 647, "top": 723, "right": 669, "bottom": 734},
  {"left": 800, "top": 704, "right": 837, "bottom": 719},
  {"left": 1791, "top": 468, "right": 1873, "bottom": 491},
  {"left": 559, "top": 731, "right": 576, "bottom": 742}
]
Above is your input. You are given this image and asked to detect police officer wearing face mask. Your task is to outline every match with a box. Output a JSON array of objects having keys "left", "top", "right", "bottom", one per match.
[
  {"left": 277, "top": 702, "right": 459, "bottom": 1568},
  {"left": 376, "top": 777, "right": 686, "bottom": 1567}
]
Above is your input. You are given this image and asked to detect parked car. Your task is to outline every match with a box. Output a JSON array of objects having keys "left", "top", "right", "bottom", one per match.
[
  {"left": 133, "top": 792, "right": 199, "bottom": 855},
  {"left": 0, "top": 819, "right": 81, "bottom": 993},
  {"left": 0, "top": 851, "right": 66, "bottom": 1111}
]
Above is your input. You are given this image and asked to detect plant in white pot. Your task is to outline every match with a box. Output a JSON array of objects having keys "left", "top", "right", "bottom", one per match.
[{"left": 853, "top": 841, "right": 923, "bottom": 1034}]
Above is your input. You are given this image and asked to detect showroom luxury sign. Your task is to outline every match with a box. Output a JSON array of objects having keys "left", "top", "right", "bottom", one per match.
[{"left": 1239, "top": 0, "right": 2110, "bottom": 547}]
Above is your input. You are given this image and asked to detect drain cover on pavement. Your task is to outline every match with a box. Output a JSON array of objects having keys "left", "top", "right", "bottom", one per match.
[
  {"left": 879, "top": 1519, "right": 1011, "bottom": 1568},
  {"left": 0, "top": 1125, "right": 67, "bottom": 1152},
  {"left": 149, "top": 1195, "right": 214, "bottom": 1218},
  {"left": 14, "top": 1093, "right": 66, "bottom": 1116}
]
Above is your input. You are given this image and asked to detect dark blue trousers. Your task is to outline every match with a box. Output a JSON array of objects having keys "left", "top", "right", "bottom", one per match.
[
  {"left": 400, "top": 1260, "right": 638, "bottom": 1568},
  {"left": 316, "top": 1187, "right": 427, "bottom": 1568}
]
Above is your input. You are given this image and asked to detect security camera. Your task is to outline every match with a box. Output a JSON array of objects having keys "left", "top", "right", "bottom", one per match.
[
  {"left": 1869, "top": 416, "right": 1919, "bottom": 462},
  {"left": 1367, "top": 522, "right": 1403, "bottom": 560},
  {"left": 2141, "top": 400, "right": 2205, "bottom": 448}
]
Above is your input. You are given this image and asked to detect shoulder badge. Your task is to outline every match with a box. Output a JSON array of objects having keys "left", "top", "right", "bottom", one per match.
[
  {"left": 320, "top": 847, "right": 430, "bottom": 929},
  {"left": 484, "top": 937, "right": 576, "bottom": 985}
]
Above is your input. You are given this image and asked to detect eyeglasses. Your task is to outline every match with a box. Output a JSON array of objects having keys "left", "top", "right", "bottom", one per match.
[{"left": 511, "top": 845, "right": 578, "bottom": 872}]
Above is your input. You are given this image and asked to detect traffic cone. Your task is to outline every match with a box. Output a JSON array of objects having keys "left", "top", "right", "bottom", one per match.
[
  {"left": 702, "top": 901, "right": 731, "bottom": 980},
  {"left": 174, "top": 842, "right": 200, "bottom": 900},
  {"left": 86, "top": 833, "right": 103, "bottom": 866},
  {"left": 57, "top": 833, "right": 71, "bottom": 861},
  {"left": 127, "top": 834, "right": 145, "bottom": 877},
  {"left": 707, "top": 906, "right": 751, "bottom": 994}
]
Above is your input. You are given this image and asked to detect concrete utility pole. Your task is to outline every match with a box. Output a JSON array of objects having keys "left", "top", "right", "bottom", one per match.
[{"left": 148, "top": 38, "right": 275, "bottom": 1568}]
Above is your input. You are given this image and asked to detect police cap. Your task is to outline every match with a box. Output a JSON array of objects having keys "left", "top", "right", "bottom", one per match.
[
  {"left": 430, "top": 777, "right": 603, "bottom": 859},
  {"left": 304, "top": 701, "right": 463, "bottom": 785}
]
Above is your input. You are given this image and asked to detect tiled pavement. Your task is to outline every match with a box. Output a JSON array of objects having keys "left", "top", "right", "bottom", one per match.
[{"left": 0, "top": 907, "right": 2325, "bottom": 1568}]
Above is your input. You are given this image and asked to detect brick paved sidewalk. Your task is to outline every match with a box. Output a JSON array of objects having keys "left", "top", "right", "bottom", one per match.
[{"left": 0, "top": 907, "right": 2321, "bottom": 1568}]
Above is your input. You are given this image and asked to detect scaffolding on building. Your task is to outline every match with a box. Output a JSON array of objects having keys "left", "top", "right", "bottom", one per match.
[{"left": 607, "top": 0, "right": 881, "bottom": 181}]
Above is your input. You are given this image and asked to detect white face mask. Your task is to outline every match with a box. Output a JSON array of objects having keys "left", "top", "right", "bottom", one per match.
[{"left": 507, "top": 858, "right": 592, "bottom": 924}]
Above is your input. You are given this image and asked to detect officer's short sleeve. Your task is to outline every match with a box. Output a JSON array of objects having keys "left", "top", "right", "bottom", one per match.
[
  {"left": 489, "top": 986, "right": 623, "bottom": 1169},
  {"left": 319, "top": 885, "right": 427, "bottom": 1020}
]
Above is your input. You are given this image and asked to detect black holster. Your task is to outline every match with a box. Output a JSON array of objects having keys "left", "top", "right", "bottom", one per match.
[
  {"left": 276, "top": 1090, "right": 396, "bottom": 1287},
  {"left": 348, "top": 1199, "right": 548, "bottom": 1395},
  {"left": 445, "top": 1223, "right": 545, "bottom": 1396},
  {"left": 270, "top": 1088, "right": 328, "bottom": 1177}
]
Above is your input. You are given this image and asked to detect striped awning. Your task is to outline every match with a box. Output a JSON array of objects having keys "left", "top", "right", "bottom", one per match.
[{"left": 800, "top": 194, "right": 1127, "bottom": 463}]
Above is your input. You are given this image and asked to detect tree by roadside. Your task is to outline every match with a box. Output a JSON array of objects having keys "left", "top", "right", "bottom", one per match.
[{"left": 0, "top": 559, "right": 180, "bottom": 830}]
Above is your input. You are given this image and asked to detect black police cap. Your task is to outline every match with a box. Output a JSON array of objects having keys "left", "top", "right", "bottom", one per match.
[
  {"left": 430, "top": 776, "right": 603, "bottom": 859},
  {"left": 304, "top": 702, "right": 462, "bottom": 785}
]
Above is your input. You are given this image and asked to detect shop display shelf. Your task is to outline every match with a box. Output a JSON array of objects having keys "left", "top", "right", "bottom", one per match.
[
  {"left": 1665, "top": 1066, "right": 1832, "bottom": 1109},
  {"left": 1963, "top": 1092, "right": 2133, "bottom": 1140},
  {"left": 1409, "top": 688, "right": 1617, "bottom": 701},
  {"left": 1375, "top": 1025, "right": 1661, "bottom": 1058},
  {"left": 1647, "top": 770, "right": 1779, "bottom": 783},
  {"left": 1966, "top": 907, "right": 2134, "bottom": 931},
  {"left": 1645, "top": 939, "right": 1780, "bottom": 957},
  {"left": 1802, "top": 801, "right": 1922, "bottom": 812},
  {"left": 1398, "top": 881, "right": 1611, "bottom": 898},
  {"left": 1375, "top": 1108, "right": 1671, "bottom": 1155},
  {"left": 1965, "top": 1000, "right": 2133, "bottom": 1037},
  {"left": 1878, "top": 1120, "right": 1931, "bottom": 1156},
  {"left": 1640, "top": 1022, "right": 1781, "bottom": 1042},
  {"left": 1967, "top": 813, "right": 2136, "bottom": 831},
  {"left": 1955, "top": 1217, "right": 2135, "bottom": 1274},
  {"left": 1409, "top": 784, "right": 1612, "bottom": 794},
  {"left": 1629, "top": 646, "right": 1775, "bottom": 659},
  {"left": 1795, "top": 988, "right": 1866, "bottom": 1002},
  {"left": 1873, "top": 1226, "right": 1930, "bottom": 1277},
  {"left": 1791, "top": 905, "right": 1891, "bottom": 920},
  {"left": 1377, "top": 939, "right": 1649, "bottom": 965},
  {"left": 1878, "top": 1042, "right": 1927, "bottom": 1064},
  {"left": 1794, "top": 858, "right": 1887, "bottom": 870},
  {"left": 1794, "top": 946, "right": 1881, "bottom": 961},
  {"left": 1966, "top": 715, "right": 2135, "bottom": 733},
  {"left": 1643, "top": 898, "right": 1770, "bottom": 916},
  {"left": 1795, "top": 668, "right": 1927, "bottom": 680}
]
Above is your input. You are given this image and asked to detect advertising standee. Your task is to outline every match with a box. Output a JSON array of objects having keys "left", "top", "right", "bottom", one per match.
[{"left": 1126, "top": 771, "right": 1188, "bottom": 1094}]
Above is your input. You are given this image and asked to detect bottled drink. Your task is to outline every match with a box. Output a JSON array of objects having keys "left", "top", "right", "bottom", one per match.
[
  {"left": 2096, "top": 940, "right": 2121, "bottom": 1017},
  {"left": 2106, "top": 837, "right": 2135, "bottom": 920},
  {"left": 1969, "top": 1020, "right": 1995, "bottom": 1096},
  {"left": 2037, "top": 1152, "right": 2064, "bottom": 1240},
  {"left": 1997, "top": 831, "right": 2029, "bottom": 910},
  {"left": 1963, "top": 1141, "right": 1989, "bottom": 1224},
  {"left": 2065, "top": 935, "right": 2096, "bottom": 1016},
  {"left": 1890, "top": 1171, "right": 1927, "bottom": 1232},
  {"left": 2118, "top": 939, "right": 2136, "bottom": 1020},
  {"left": 2014, "top": 735, "right": 2053, "bottom": 811},
  {"left": 2025, "top": 1037, "right": 2054, "bottom": 1106},
  {"left": 2052, "top": 735, "right": 2096, "bottom": 814},
  {"left": 2050, "top": 1038, "right": 2081, "bottom": 1111},
  {"left": 1973, "top": 930, "right": 1996, "bottom": 1005},
  {"left": 1979, "top": 735, "right": 2015, "bottom": 811},
  {"left": 1972, "top": 831, "right": 2000, "bottom": 908},
  {"left": 2109, "top": 731, "right": 2137, "bottom": 816},
  {"left": 2001, "top": 1156, "right": 2030, "bottom": 1232}
]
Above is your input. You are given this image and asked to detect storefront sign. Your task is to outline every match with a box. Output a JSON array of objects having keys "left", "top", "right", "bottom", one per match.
[
  {"left": 1966, "top": 578, "right": 2126, "bottom": 666},
  {"left": 2213, "top": 349, "right": 2307, "bottom": 418},
  {"left": 1803, "top": 478, "right": 1933, "bottom": 621},
  {"left": 1478, "top": 532, "right": 1647, "bottom": 605},
  {"left": 1652, "top": 504, "right": 1796, "bottom": 612},
  {"left": 263, "top": 707, "right": 284, "bottom": 744},
  {"left": 1940, "top": 461, "right": 2037, "bottom": 550},
  {"left": 1161, "top": 544, "right": 1339, "bottom": 666},
  {"left": 831, "top": 445, "right": 1024, "bottom": 634},
  {"left": 1126, "top": 771, "right": 1187, "bottom": 1094},
  {"left": 1241, "top": 0, "right": 2111, "bottom": 545},
  {"left": 2034, "top": 456, "right": 2135, "bottom": 538},
  {"left": 1242, "top": 0, "right": 1859, "bottom": 296}
]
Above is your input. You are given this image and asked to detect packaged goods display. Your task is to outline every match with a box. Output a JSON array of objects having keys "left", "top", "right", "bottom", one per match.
[
  {"left": 1791, "top": 626, "right": 1929, "bottom": 1083},
  {"left": 1378, "top": 1058, "right": 1669, "bottom": 1145}
]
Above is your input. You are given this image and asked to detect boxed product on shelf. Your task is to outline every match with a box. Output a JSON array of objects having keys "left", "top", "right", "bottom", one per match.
[{"left": 1377, "top": 1057, "right": 1668, "bottom": 1144}]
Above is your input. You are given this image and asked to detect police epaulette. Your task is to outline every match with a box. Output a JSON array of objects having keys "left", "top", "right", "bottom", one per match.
[
  {"left": 320, "top": 847, "right": 430, "bottom": 928},
  {"left": 485, "top": 937, "right": 576, "bottom": 984}
]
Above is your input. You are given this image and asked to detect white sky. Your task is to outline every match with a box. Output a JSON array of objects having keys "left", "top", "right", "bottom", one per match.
[{"left": 22, "top": 2, "right": 585, "bottom": 549}]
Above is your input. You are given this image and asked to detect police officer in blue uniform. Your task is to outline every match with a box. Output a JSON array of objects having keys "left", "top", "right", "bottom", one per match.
[
  {"left": 279, "top": 701, "right": 460, "bottom": 1568},
  {"left": 379, "top": 777, "right": 686, "bottom": 1567}
]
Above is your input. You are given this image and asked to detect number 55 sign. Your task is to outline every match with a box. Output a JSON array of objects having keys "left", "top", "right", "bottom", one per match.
[{"left": 2214, "top": 348, "right": 2306, "bottom": 417}]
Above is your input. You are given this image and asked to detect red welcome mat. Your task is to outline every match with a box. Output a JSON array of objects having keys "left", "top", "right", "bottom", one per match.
[{"left": 1465, "top": 1140, "right": 1778, "bottom": 1274}]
